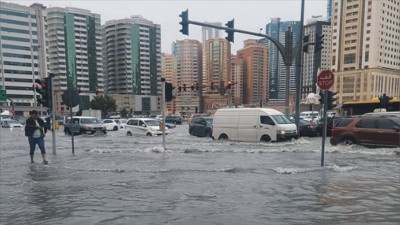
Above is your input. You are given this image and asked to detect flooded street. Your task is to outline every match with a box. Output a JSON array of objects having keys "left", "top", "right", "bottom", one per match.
[{"left": 1, "top": 125, "right": 399, "bottom": 225}]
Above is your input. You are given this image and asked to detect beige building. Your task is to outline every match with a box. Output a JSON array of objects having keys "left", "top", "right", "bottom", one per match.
[
  {"left": 172, "top": 39, "right": 202, "bottom": 116},
  {"left": 236, "top": 40, "right": 269, "bottom": 107},
  {"left": 331, "top": 0, "right": 400, "bottom": 103},
  {"left": 161, "top": 54, "right": 177, "bottom": 114}
]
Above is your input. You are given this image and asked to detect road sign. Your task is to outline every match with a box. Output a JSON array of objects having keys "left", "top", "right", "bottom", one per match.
[
  {"left": 317, "top": 70, "right": 334, "bottom": 90},
  {"left": 62, "top": 89, "right": 80, "bottom": 107},
  {"left": 0, "top": 90, "right": 7, "bottom": 102}
]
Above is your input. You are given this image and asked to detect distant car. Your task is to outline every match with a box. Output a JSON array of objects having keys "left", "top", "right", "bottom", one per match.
[
  {"left": 316, "top": 116, "right": 341, "bottom": 136},
  {"left": 2, "top": 120, "right": 23, "bottom": 128},
  {"left": 64, "top": 116, "right": 107, "bottom": 135},
  {"left": 330, "top": 116, "right": 400, "bottom": 147},
  {"left": 102, "top": 119, "right": 120, "bottom": 131},
  {"left": 125, "top": 118, "right": 169, "bottom": 136},
  {"left": 165, "top": 115, "right": 182, "bottom": 125},
  {"left": 298, "top": 120, "right": 318, "bottom": 137},
  {"left": 189, "top": 116, "right": 213, "bottom": 137}
]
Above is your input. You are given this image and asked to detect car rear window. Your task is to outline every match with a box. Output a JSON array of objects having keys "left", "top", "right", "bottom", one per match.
[{"left": 336, "top": 118, "right": 353, "bottom": 127}]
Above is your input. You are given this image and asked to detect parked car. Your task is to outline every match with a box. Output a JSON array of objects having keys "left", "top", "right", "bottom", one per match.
[
  {"left": 1, "top": 120, "right": 23, "bottom": 128},
  {"left": 330, "top": 116, "right": 400, "bottom": 147},
  {"left": 189, "top": 116, "right": 213, "bottom": 137},
  {"left": 64, "top": 116, "right": 107, "bottom": 135},
  {"left": 298, "top": 119, "right": 318, "bottom": 137},
  {"left": 102, "top": 119, "right": 120, "bottom": 131},
  {"left": 316, "top": 116, "right": 341, "bottom": 136},
  {"left": 165, "top": 115, "right": 182, "bottom": 125},
  {"left": 125, "top": 118, "right": 169, "bottom": 136}
]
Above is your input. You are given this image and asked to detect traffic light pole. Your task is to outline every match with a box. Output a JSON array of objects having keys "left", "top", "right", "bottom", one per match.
[
  {"left": 321, "top": 90, "right": 328, "bottom": 167},
  {"left": 161, "top": 78, "right": 166, "bottom": 150},
  {"left": 184, "top": 17, "right": 293, "bottom": 116}
]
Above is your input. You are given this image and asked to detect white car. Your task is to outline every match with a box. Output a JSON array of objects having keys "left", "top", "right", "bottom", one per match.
[
  {"left": 125, "top": 118, "right": 169, "bottom": 136},
  {"left": 113, "top": 119, "right": 127, "bottom": 129},
  {"left": 101, "top": 119, "right": 120, "bottom": 131},
  {"left": 2, "top": 120, "right": 23, "bottom": 128}
]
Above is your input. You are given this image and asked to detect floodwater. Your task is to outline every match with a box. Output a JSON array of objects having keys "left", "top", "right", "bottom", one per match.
[{"left": 0, "top": 125, "right": 399, "bottom": 225}]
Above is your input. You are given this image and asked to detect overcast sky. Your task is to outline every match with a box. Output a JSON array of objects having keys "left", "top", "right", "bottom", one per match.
[{"left": 13, "top": 0, "right": 328, "bottom": 53}]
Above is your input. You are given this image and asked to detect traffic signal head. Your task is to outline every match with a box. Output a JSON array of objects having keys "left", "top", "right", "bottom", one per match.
[
  {"left": 183, "top": 84, "right": 187, "bottom": 92},
  {"left": 178, "top": 84, "right": 182, "bottom": 92},
  {"left": 326, "top": 91, "right": 338, "bottom": 110},
  {"left": 165, "top": 82, "right": 173, "bottom": 102},
  {"left": 210, "top": 82, "right": 214, "bottom": 90},
  {"left": 190, "top": 83, "right": 194, "bottom": 91},
  {"left": 225, "top": 19, "right": 234, "bottom": 43},
  {"left": 314, "top": 34, "right": 325, "bottom": 53},
  {"left": 34, "top": 77, "right": 52, "bottom": 108},
  {"left": 195, "top": 82, "right": 199, "bottom": 91},
  {"left": 227, "top": 81, "right": 232, "bottom": 89},
  {"left": 179, "top": 10, "right": 189, "bottom": 35},
  {"left": 319, "top": 91, "right": 324, "bottom": 105},
  {"left": 303, "top": 35, "right": 310, "bottom": 53}
]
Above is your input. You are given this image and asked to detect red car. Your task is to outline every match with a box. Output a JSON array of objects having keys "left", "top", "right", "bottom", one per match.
[{"left": 330, "top": 116, "right": 400, "bottom": 147}]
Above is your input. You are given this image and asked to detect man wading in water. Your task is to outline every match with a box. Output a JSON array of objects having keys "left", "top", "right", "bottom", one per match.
[{"left": 24, "top": 110, "right": 48, "bottom": 164}]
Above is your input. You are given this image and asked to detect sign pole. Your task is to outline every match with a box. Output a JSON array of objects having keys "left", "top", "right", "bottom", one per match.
[{"left": 321, "top": 90, "right": 328, "bottom": 167}]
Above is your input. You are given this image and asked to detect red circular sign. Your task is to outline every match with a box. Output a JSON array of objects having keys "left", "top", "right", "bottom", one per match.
[{"left": 317, "top": 70, "right": 335, "bottom": 90}]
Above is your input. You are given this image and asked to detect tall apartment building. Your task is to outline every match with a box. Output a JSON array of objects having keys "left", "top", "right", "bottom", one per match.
[
  {"left": 46, "top": 7, "right": 103, "bottom": 112},
  {"left": 331, "top": 0, "right": 400, "bottom": 103},
  {"left": 103, "top": 16, "right": 161, "bottom": 114},
  {"left": 265, "top": 18, "right": 301, "bottom": 103},
  {"left": 161, "top": 53, "right": 177, "bottom": 114},
  {"left": 302, "top": 16, "right": 331, "bottom": 98},
  {"left": 236, "top": 40, "right": 269, "bottom": 106},
  {"left": 231, "top": 55, "right": 243, "bottom": 106},
  {"left": 0, "top": 2, "right": 47, "bottom": 116},
  {"left": 203, "top": 38, "right": 231, "bottom": 113},
  {"left": 172, "top": 39, "right": 202, "bottom": 115},
  {"left": 202, "top": 22, "right": 221, "bottom": 84}
]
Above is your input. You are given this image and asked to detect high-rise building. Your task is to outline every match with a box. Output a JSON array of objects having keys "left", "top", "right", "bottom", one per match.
[
  {"left": 103, "top": 16, "right": 161, "bottom": 114},
  {"left": 202, "top": 22, "right": 221, "bottom": 84},
  {"left": 236, "top": 39, "right": 269, "bottom": 106},
  {"left": 203, "top": 38, "right": 231, "bottom": 113},
  {"left": 327, "top": 0, "right": 333, "bottom": 22},
  {"left": 172, "top": 39, "right": 202, "bottom": 115},
  {"left": 302, "top": 16, "right": 331, "bottom": 98},
  {"left": 46, "top": 7, "right": 103, "bottom": 112},
  {"left": 230, "top": 55, "right": 243, "bottom": 106},
  {"left": 161, "top": 53, "right": 177, "bottom": 114},
  {"left": 265, "top": 18, "right": 301, "bottom": 103},
  {"left": 331, "top": 0, "right": 400, "bottom": 103},
  {"left": 0, "top": 2, "right": 47, "bottom": 116}
]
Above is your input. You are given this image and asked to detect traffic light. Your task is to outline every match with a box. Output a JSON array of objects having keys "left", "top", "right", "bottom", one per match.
[
  {"left": 178, "top": 84, "right": 182, "bottom": 92},
  {"left": 34, "top": 77, "right": 52, "bottom": 108},
  {"left": 190, "top": 83, "right": 194, "bottom": 91},
  {"left": 210, "top": 82, "right": 214, "bottom": 90},
  {"left": 379, "top": 94, "right": 392, "bottom": 109},
  {"left": 225, "top": 19, "right": 234, "bottom": 42},
  {"left": 179, "top": 10, "right": 189, "bottom": 35},
  {"left": 165, "top": 82, "right": 173, "bottom": 102},
  {"left": 314, "top": 34, "right": 325, "bottom": 53},
  {"left": 95, "top": 86, "right": 99, "bottom": 95},
  {"left": 195, "top": 82, "right": 199, "bottom": 91},
  {"left": 326, "top": 91, "right": 338, "bottom": 110},
  {"left": 227, "top": 81, "right": 232, "bottom": 89},
  {"left": 183, "top": 84, "right": 187, "bottom": 92},
  {"left": 319, "top": 91, "right": 324, "bottom": 106},
  {"left": 303, "top": 35, "right": 310, "bottom": 53}
]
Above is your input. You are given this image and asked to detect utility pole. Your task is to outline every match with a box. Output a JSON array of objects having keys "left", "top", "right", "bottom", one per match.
[{"left": 295, "top": 0, "right": 306, "bottom": 130}]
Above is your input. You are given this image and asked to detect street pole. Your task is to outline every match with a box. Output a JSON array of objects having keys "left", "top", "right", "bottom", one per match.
[
  {"left": 284, "top": 27, "right": 293, "bottom": 116},
  {"left": 161, "top": 78, "right": 166, "bottom": 150},
  {"left": 285, "top": 64, "right": 290, "bottom": 116},
  {"left": 295, "top": 0, "right": 306, "bottom": 130},
  {"left": 69, "top": 90, "right": 75, "bottom": 154},
  {"left": 51, "top": 75, "right": 56, "bottom": 154},
  {"left": 321, "top": 90, "right": 328, "bottom": 167}
]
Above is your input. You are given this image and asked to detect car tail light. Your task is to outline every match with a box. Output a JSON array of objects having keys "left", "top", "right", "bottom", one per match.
[{"left": 307, "top": 125, "right": 313, "bottom": 129}]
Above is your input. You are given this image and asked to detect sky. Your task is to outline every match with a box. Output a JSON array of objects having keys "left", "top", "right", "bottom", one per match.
[{"left": 13, "top": 0, "right": 328, "bottom": 53}]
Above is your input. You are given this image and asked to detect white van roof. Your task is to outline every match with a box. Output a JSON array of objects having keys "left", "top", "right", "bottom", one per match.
[{"left": 215, "top": 108, "right": 284, "bottom": 115}]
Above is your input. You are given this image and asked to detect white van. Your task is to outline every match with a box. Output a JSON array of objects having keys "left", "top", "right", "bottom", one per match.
[
  {"left": 212, "top": 108, "right": 298, "bottom": 142},
  {"left": 125, "top": 118, "right": 169, "bottom": 136}
]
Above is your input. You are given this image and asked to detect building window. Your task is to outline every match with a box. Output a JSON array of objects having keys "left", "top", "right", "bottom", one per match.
[{"left": 344, "top": 53, "right": 356, "bottom": 64}]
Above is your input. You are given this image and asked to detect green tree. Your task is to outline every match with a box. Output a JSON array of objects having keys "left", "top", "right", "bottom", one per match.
[
  {"left": 90, "top": 95, "right": 117, "bottom": 118},
  {"left": 120, "top": 108, "right": 128, "bottom": 118}
]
